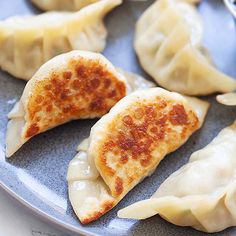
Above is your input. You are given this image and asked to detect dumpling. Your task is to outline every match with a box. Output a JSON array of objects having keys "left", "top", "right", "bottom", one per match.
[
  {"left": 134, "top": 0, "right": 236, "bottom": 95},
  {"left": 67, "top": 87, "right": 209, "bottom": 224},
  {"left": 216, "top": 93, "right": 236, "bottom": 106},
  {"left": 118, "top": 121, "right": 236, "bottom": 233},
  {"left": 5, "top": 50, "right": 154, "bottom": 157},
  {"left": 185, "top": 0, "right": 200, "bottom": 3},
  {"left": 0, "top": 0, "right": 121, "bottom": 80},
  {"left": 31, "top": 0, "right": 101, "bottom": 11}
]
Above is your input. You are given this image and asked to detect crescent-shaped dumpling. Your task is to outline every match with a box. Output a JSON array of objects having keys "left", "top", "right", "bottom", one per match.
[
  {"left": 134, "top": 0, "right": 236, "bottom": 95},
  {"left": 118, "top": 121, "right": 236, "bottom": 233},
  {"left": 0, "top": 0, "right": 121, "bottom": 80},
  {"left": 67, "top": 87, "right": 209, "bottom": 224},
  {"left": 5, "top": 50, "right": 154, "bottom": 157},
  {"left": 216, "top": 93, "right": 236, "bottom": 106}
]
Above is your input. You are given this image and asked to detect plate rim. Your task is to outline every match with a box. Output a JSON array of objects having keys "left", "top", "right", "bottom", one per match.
[{"left": 0, "top": 179, "right": 97, "bottom": 236}]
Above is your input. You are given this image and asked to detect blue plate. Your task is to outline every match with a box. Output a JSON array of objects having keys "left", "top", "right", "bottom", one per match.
[{"left": 0, "top": 0, "right": 236, "bottom": 235}]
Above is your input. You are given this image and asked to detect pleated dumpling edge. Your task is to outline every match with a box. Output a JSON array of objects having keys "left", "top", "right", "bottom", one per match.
[
  {"left": 134, "top": 0, "right": 236, "bottom": 95},
  {"left": 0, "top": 0, "right": 122, "bottom": 80}
]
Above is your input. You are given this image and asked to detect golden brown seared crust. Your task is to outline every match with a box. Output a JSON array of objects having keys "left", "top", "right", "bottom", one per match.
[
  {"left": 24, "top": 58, "right": 126, "bottom": 139},
  {"left": 96, "top": 97, "right": 199, "bottom": 198},
  {"left": 80, "top": 200, "right": 115, "bottom": 224}
]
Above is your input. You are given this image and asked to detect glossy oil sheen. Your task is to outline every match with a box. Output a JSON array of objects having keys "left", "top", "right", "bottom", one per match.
[{"left": 0, "top": 0, "right": 236, "bottom": 235}]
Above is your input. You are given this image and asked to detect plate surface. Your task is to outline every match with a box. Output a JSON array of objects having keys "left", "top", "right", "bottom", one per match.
[{"left": 0, "top": 0, "right": 236, "bottom": 235}]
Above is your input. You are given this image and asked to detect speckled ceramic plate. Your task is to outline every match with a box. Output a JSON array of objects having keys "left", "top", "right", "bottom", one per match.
[{"left": 0, "top": 0, "right": 236, "bottom": 235}]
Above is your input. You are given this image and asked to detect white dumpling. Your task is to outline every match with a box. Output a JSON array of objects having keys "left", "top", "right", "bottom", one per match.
[
  {"left": 118, "top": 121, "right": 236, "bottom": 233},
  {"left": 134, "top": 0, "right": 236, "bottom": 95},
  {"left": 0, "top": 0, "right": 121, "bottom": 80},
  {"left": 31, "top": 0, "right": 101, "bottom": 11},
  {"left": 5, "top": 50, "right": 154, "bottom": 157},
  {"left": 185, "top": 0, "right": 200, "bottom": 3},
  {"left": 67, "top": 87, "right": 209, "bottom": 224},
  {"left": 216, "top": 93, "right": 236, "bottom": 106}
]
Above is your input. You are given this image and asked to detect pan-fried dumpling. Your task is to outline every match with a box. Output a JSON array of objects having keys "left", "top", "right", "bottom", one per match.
[
  {"left": 118, "top": 121, "right": 236, "bottom": 233},
  {"left": 31, "top": 0, "right": 101, "bottom": 11},
  {"left": 135, "top": 0, "right": 236, "bottom": 95},
  {"left": 67, "top": 87, "right": 209, "bottom": 224},
  {"left": 216, "top": 93, "right": 236, "bottom": 106},
  {"left": 0, "top": 0, "right": 121, "bottom": 80},
  {"left": 5, "top": 50, "right": 154, "bottom": 157}
]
